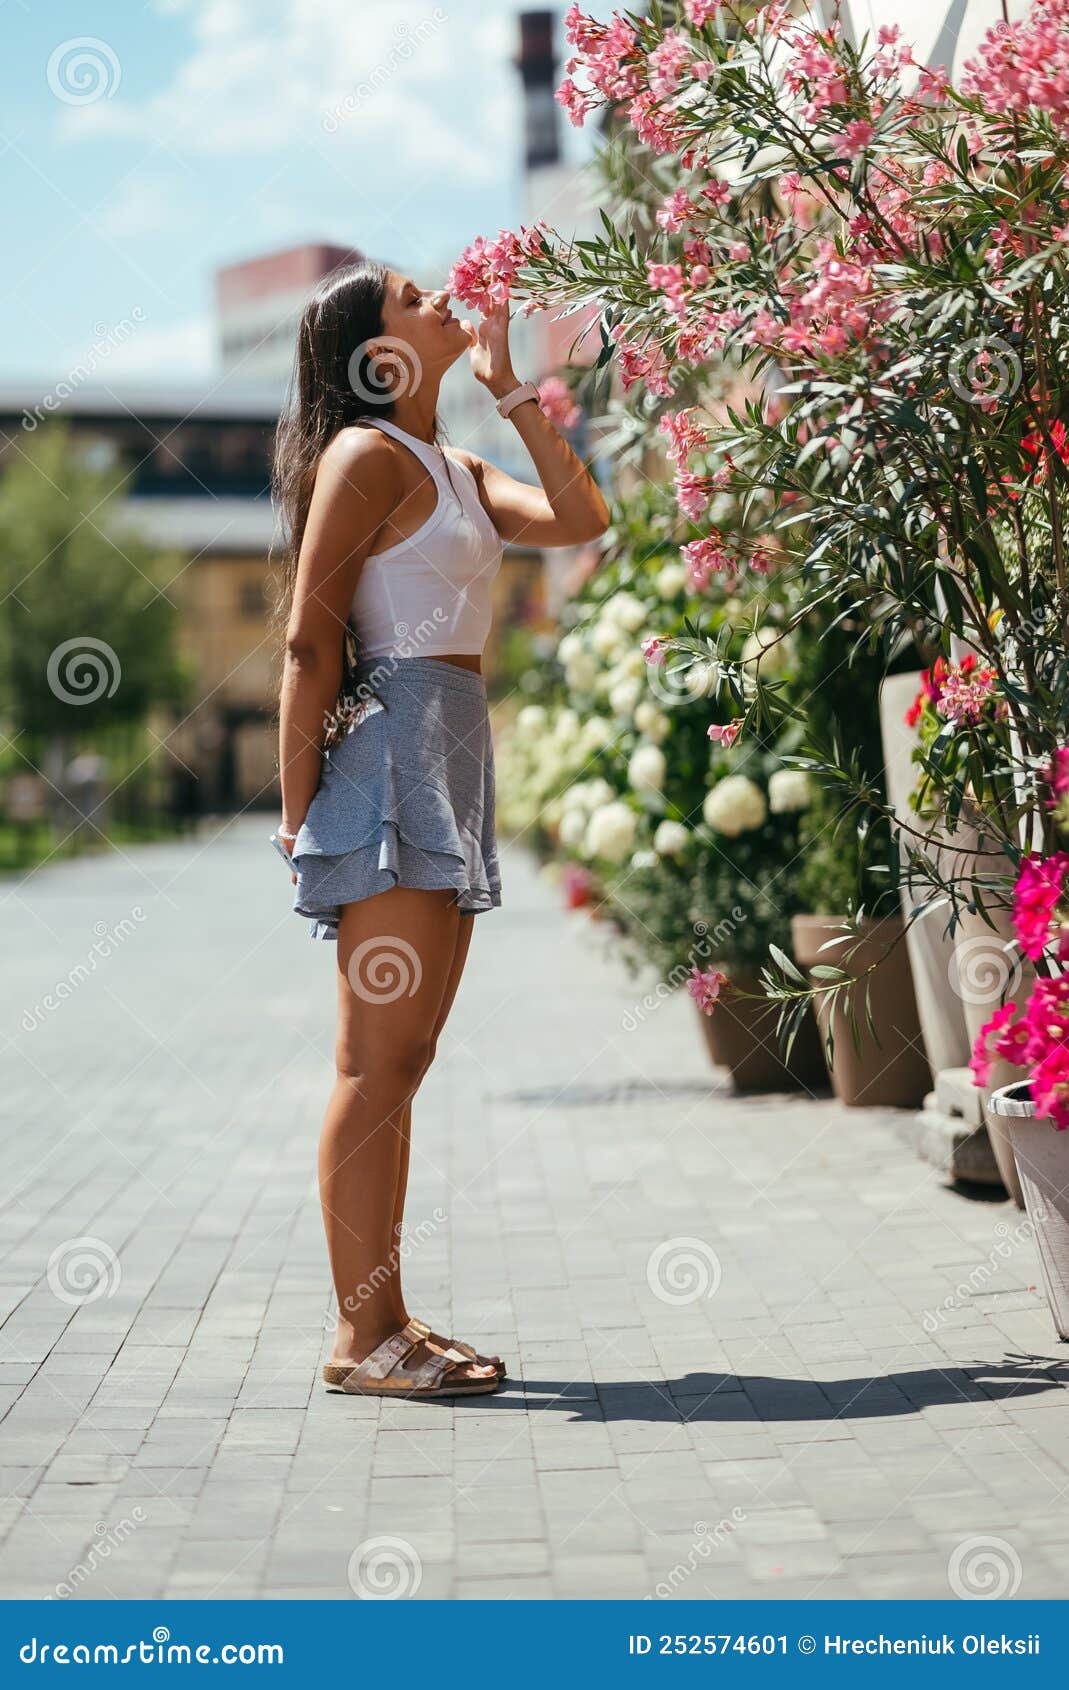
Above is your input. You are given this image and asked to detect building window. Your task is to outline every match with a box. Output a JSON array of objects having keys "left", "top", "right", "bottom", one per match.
[{"left": 239, "top": 578, "right": 266, "bottom": 618}]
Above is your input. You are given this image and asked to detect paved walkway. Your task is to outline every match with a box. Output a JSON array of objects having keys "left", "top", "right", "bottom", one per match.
[{"left": 2, "top": 816, "right": 1069, "bottom": 1600}]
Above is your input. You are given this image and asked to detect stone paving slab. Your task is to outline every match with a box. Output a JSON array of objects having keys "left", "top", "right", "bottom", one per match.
[{"left": 2, "top": 816, "right": 1069, "bottom": 1600}]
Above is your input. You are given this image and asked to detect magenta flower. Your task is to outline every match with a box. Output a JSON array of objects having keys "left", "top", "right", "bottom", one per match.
[
  {"left": 687, "top": 965, "right": 729, "bottom": 1016},
  {"left": 970, "top": 1002, "right": 1020, "bottom": 1088},
  {"left": 1012, "top": 852, "right": 1069, "bottom": 961}
]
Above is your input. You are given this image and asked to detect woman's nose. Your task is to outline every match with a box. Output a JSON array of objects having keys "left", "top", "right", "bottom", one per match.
[{"left": 429, "top": 287, "right": 449, "bottom": 308}]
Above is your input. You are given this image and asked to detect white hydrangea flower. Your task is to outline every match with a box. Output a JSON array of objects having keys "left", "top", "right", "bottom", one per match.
[
  {"left": 653, "top": 819, "right": 689, "bottom": 856},
  {"left": 769, "top": 769, "right": 811, "bottom": 813},
  {"left": 592, "top": 617, "right": 625, "bottom": 659},
  {"left": 656, "top": 562, "right": 687, "bottom": 599},
  {"left": 557, "top": 630, "right": 583, "bottom": 665},
  {"left": 609, "top": 676, "right": 643, "bottom": 717},
  {"left": 630, "top": 849, "right": 659, "bottom": 870},
  {"left": 564, "top": 651, "right": 599, "bottom": 692},
  {"left": 702, "top": 774, "right": 767, "bottom": 836},
  {"left": 585, "top": 800, "right": 637, "bottom": 862},
  {"left": 554, "top": 708, "right": 581, "bottom": 745},
  {"left": 580, "top": 715, "right": 614, "bottom": 753},
  {"left": 634, "top": 700, "right": 670, "bottom": 743},
  {"left": 558, "top": 808, "right": 588, "bottom": 848},
  {"left": 604, "top": 590, "right": 647, "bottom": 631},
  {"left": 628, "top": 743, "right": 667, "bottom": 792},
  {"left": 516, "top": 704, "right": 547, "bottom": 735}
]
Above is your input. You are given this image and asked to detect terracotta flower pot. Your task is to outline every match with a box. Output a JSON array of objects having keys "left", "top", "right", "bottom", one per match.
[
  {"left": 791, "top": 913, "right": 931, "bottom": 1108},
  {"left": 695, "top": 965, "right": 827, "bottom": 1094},
  {"left": 990, "top": 1083, "right": 1069, "bottom": 1340}
]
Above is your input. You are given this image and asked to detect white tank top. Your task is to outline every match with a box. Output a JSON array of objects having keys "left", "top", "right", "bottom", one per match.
[{"left": 350, "top": 417, "right": 503, "bottom": 660}]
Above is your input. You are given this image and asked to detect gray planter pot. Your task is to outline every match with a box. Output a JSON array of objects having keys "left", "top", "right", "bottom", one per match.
[{"left": 989, "top": 1082, "right": 1069, "bottom": 1340}]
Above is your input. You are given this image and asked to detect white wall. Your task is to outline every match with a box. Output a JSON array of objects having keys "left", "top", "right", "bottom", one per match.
[{"left": 828, "top": 0, "right": 1027, "bottom": 75}]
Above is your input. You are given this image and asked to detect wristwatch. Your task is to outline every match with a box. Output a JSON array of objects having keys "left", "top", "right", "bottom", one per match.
[{"left": 495, "top": 380, "right": 540, "bottom": 419}]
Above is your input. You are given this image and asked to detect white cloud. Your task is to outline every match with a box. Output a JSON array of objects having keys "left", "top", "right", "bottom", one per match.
[{"left": 59, "top": 0, "right": 515, "bottom": 186}]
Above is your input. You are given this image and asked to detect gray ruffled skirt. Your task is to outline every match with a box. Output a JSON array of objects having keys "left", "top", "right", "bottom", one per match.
[{"left": 289, "top": 657, "right": 501, "bottom": 941}]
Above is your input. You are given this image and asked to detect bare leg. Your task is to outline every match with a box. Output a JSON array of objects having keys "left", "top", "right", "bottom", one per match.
[
  {"left": 320, "top": 887, "right": 492, "bottom": 1382},
  {"left": 389, "top": 912, "right": 474, "bottom": 1247}
]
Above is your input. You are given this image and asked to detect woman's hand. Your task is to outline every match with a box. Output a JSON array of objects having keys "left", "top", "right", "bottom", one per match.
[{"left": 462, "top": 299, "right": 519, "bottom": 401}]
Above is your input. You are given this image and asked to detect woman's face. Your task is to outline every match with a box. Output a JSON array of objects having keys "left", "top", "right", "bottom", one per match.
[{"left": 376, "top": 270, "right": 471, "bottom": 388}]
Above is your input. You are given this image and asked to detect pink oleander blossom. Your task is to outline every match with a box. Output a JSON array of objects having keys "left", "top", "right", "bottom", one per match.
[
  {"left": 687, "top": 964, "right": 729, "bottom": 1015},
  {"left": 684, "top": 0, "right": 723, "bottom": 25},
  {"left": 642, "top": 636, "right": 666, "bottom": 665},
  {"left": 658, "top": 407, "right": 709, "bottom": 466},
  {"left": 538, "top": 375, "right": 581, "bottom": 431},
  {"left": 683, "top": 532, "right": 732, "bottom": 591},
  {"left": 708, "top": 721, "right": 741, "bottom": 747},
  {"left": 962, "top": 0, "right": 1069, "bottom": 140},
  {"left": 447, "top": 225, "right": 548, "bottom": 311},
  {"left": 1013, "top": 852, "right": 1069, "bottom": 961}
]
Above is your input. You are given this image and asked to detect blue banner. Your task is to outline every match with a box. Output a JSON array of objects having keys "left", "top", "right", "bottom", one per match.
[{"left": 1, "top": 1600, "right": 1060, "bottom": 1684}]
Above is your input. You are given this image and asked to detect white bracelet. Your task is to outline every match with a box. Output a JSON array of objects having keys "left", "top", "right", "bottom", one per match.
[
  {"left": 278, "top": 827, "right": 299, "bottom": 842},
  {"left": 495, "top": 380, "right": 540, "bottom": 420}
]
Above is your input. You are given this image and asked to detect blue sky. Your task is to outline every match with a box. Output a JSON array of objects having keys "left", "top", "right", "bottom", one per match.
[{"left": 1, "top": 0, "right": 610, "bottom": 385}]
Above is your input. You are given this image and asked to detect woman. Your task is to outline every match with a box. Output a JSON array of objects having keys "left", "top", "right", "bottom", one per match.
[{"left": 273, "top": 262, "right": 609, "bottom": 1399}]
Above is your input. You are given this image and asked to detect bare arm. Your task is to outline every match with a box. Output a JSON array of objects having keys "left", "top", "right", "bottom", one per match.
[
  {"left": 456, "top": 299, "right": 610, "bottom": 548},
  {"left": 278, "top": 430, "right": 400, "bottom": 841}
]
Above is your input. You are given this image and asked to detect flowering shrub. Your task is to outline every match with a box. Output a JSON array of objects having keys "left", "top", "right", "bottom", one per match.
[
  {"left": 458, "top": 0, "right": 1069, "bottom": 1096},
  {"left": 495, "top": 484, "right": 820, "bottom": 981}
]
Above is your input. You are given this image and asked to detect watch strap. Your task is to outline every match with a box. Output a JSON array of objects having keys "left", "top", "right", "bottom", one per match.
[{"left": 496, "top": 380, "right": 540, "bottom": 419}]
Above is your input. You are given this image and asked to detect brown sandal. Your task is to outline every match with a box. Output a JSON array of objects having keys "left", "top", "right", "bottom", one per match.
[
  {"left": 323, "top": 1317, "right": 503, "bottom": 1398},
  {"left": 434, "top": 1334, "right": 506, "bottom": 1379}
]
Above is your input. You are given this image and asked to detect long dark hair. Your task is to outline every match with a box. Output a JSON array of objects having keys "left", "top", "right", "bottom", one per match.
[{"left": 271, "top": 260, "right": 455, "bottom": 697}]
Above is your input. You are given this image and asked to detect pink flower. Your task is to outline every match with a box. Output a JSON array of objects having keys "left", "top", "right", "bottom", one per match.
[
  {"left": 447, "top": 225, "right": 548, "bottom": 312},
  {"left": 538, "top": 375, "right": 581, "bottom": 431},
  {"left": 642, "top": 636, "right": 666, "bottom": 665},
  {"left": 683, "top": 533, "right": 732, "bottom": 591},
  {"left": 658, "top": 407, "right": 709, "bottom": 466},
  {"left": 962, "top": 0, "right": 1069, "bottom": 141},
  {"left": 708, "top": 721, "right": 741, "bottom": 747},
  {"left": 684, "top": 0, "right": 723, "bottom": 25},
  {"left": 841, "top": 119, "right": 875, "bottom": 157},
  {"left": 674, "top": 468, "right": 714, "bottom": 521},
  {"left": 933, "top": 660, "right": 1001, "bottom": 726},
  {"left": 687, "top": 965, "right": 729, "bottom": 1015},
  {"left": 657, "top": 188, "right": 698, "bottom": 233},
  {"left": 970, "top": 1002, "right": 1019, "bottom": 1088},
  {"left": 1013, "top": 853, "right": 1069, "bottom": 961}
]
